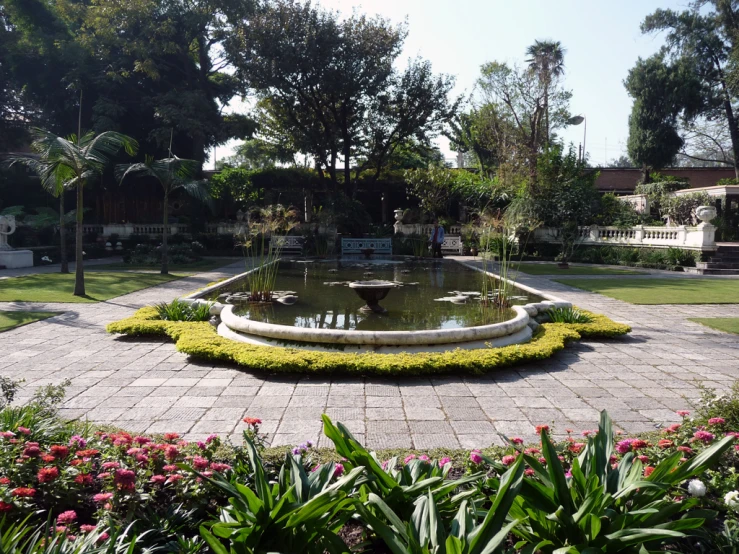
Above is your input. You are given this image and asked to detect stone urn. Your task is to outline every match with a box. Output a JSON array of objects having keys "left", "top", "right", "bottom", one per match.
[
  {"left": 349, "top": 280, "right": 399, "bottom": 314},
  {"left": 696, "top": 205, "right": 717, "bottom": 225}
]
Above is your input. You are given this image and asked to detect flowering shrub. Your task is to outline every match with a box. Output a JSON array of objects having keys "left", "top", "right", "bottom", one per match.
[{"left": 0, "top": 401, "right": 738, "bottom": 552}]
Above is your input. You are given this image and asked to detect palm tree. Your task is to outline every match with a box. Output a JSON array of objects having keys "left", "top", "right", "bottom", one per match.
[
  {"left": 116, "top": 156, "right": 210, "bottom": 275},
  {"left": 526, "top": 40, "right": 566, "bottom": 145},
  {"left": 8, "top": 128, "right": 137, "bottom": 294}
]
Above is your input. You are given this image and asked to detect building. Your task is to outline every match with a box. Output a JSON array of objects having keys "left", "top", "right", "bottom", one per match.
[{"left": 594, "top": 167, "right": 736, "bottom": 194}]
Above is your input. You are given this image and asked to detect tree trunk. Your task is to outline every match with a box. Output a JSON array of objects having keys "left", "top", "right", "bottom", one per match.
[
  {"left": 161, "top": 189, "right": 169, "bottom": 275},
  {"left": 73, "top": 183, "right": 85, "bottom": 296},
  {"left": 59, "top": 193, "right": 69, "bottom": 274},
  {"left": 723, "top": 97, "right": 739, "bottom": 179}
]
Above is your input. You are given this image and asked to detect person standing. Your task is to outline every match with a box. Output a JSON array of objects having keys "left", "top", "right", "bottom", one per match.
[{"left": 429, "top": 218, "right": 445, "bottom": 258}]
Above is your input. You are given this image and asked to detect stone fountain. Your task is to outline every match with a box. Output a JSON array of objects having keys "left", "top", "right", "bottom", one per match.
[
  {"left": 0, "top": 215, "right": 33, "bottom": 269},
  {"left": 348, "top": 280, "right": 399, "bottom": 314}
]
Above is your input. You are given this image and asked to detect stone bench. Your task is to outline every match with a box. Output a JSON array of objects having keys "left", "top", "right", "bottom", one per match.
[
  {"left": 341, "top": 238, "right": 393, "bottom": 255},
  {"left": 269, "top": 236, "right": 304, "bottom": 255}
]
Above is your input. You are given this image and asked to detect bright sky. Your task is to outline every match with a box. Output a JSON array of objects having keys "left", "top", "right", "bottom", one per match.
[{"left": 218, "top": 0, "right": 677, "bottom": 168}]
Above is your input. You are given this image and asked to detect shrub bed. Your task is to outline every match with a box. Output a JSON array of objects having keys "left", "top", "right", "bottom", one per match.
[
  {"left": 0, "top": 391, "right": 737, "bottom": 552},
  {"left": 106, "top": 307, "right": 631, "bottom": 375}
]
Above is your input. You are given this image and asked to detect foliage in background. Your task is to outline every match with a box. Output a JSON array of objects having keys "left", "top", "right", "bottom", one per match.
[
  {"left": 594, "top": 193, "right": 642, "bottom": 227},
  {"left": 661, "top": 192, "right": 713, "bottom": 225},
  {"left": 155, "top": 299, "right": 211, "bottom": 322}
]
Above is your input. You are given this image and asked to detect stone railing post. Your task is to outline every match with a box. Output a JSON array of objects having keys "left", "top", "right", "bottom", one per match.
[
  {"left": 677, "top": 226, "right": 687, "bottom": 245},
  {"left": 589, "top": 225, "right": 599, "bottom": 242},
  {"left": 634, "top": 225, "right": 644, "bottom": 245}
]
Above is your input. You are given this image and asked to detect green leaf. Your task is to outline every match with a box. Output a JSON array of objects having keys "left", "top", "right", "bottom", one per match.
[
  {"left": 199, "top": 526, "right": 230, "bottom": 554},
  {"left": 357, "top": 504, "right": 410, "bottom": 554},
  {"left": 366, "top": 493, "right": 410, "bottom": 542}
]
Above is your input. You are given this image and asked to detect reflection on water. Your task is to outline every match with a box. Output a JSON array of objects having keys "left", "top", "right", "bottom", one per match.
[{"left": 213, "top": 260, "right": 540, "bottom": 332}]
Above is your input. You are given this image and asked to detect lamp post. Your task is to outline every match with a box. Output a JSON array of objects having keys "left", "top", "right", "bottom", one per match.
[{"left": 568, "top": 115, "right": 586, "bottom": 163}]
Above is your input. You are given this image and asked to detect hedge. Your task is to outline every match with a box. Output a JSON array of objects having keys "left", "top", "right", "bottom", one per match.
[{"left": 106, "top": 307, "right": 630, "bottom": 375}]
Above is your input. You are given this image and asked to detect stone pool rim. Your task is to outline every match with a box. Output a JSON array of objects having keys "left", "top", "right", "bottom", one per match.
[{"left": 184, "top": 257, "right": 572, "bottom": 348}]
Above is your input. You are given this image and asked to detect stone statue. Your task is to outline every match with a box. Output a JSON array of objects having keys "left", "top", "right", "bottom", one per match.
[{"left": 0, "top": 214, "right": 16, "bottom": 251}]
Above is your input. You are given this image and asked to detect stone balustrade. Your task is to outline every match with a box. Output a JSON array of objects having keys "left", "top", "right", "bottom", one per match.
[{"left": 534, "top": 223, "right": 717, "bottom": 251}]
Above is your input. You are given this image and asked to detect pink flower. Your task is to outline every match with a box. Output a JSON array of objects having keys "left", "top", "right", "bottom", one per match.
[
  {"left": 193, "top": 456, "right": 209, "bottom": 470},
  {"left": 69, "top": 436, "right": 87, "bottom": 448},
  {"left": 56, "top": 510, "right": 76, "bottom": 524},
  {"left": 80, "top": 525, "right": 96, "bottom": 533},
  {"left": 525, "top": 468, "right": 535, "bottom": 476},
  {"left": 709, "top": 418, "right": 726, "bottom": 425},
  {"left": 150, "top": 475, "right": 166, "bottom": 485},
  {"left": 164, "top": 445, "right": 179, "bottom": 461},
  {"left": 438, "top": 457, "right": 451, "bottom": 467},
  {"left": 510, "top": 437, "right": 523, "bottom": 445},
  {"left": 93, "top": 493, "right": 113, "bottom": 504},
  {"left": 403, "top": 455, "right": 416, "bottom": 464},
  {"left": 677, "top": 411, "right": 690, "bottom": 417},
  {"left": 0, "top": 431, "right": 15, "bottom": 439},
  {"left": 381, "top": 460, "right": 389, "bottom": 470},
  {"left": 535, "top": 425, "right": 550, "bottom": 434},
  {"left": 206, "top": 434, "right": 219, "bottom": 443},
  {"left": 163, "top": 465, "right": 177, "bottom": 472},
  {"left": 209, "top": 462, "right": 231, "bottom": 472},
  {"left": 644, "top": 466, "right": 655, "bottom": 477},
  {"left": 469, "top": 451, "right": 483, "bottom": 464},
  {"left": 163, "top": 433, "right": 180, "bottom": 442},
  {"left": 333, "top": 463, "right": 344, "bottom": 477},
  {"left": 17, "top": 427, "right": 31, "bottom": 435},
  {"left": 418, "top": 455, "right": 430, "bottom": 462},
  {"left": 616, "top": 439, "right": 634, "bottom": 454},
  {"left": 126, "top": 448, "right": 143, "bottom": 456},
  {"left": 166, "top": 474, "right": 183, "bottom": 484},
  {"left": 113, "top": 469, "right": 136, "bottom": 491},
  {"left": 501, "top": 455, "right": 516, "bottom": 466},
  {"left": 693, "top": 430, "right": 715, "bottom": 443},
  {"left": 101, "top": 462, "right": 120, "bottom": 470},
  {"left": 636, "top": 455, "right": 649, "bottom": 463}
]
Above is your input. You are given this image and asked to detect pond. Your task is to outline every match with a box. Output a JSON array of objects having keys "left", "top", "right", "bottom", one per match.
[{"left": 209, "top": 260, "right": 541, "bottom": 332}]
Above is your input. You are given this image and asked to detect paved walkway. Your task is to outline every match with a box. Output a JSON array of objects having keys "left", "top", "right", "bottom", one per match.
[{"left": 1, "top": 260, "right": 738, "bottom": 450}]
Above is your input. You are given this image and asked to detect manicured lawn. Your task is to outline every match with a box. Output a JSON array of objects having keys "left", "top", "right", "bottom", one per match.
[
  {"left": 0, "top": 311, "right": 59, "bottom": 332},
  {"left": 555, "top": 277, "right": 739, "bottom": 304},
  {"left": 688, "top": 318, "right": 739, "bottom": 334},
  {"left": 0, "top": 272, "right": 180, "bottom": 303},
  {"left": 516, "top": 263, "right": 644, "bottom": 276},
  {"left": 92, "top": 257, "right": 240, "bottom": 273}
]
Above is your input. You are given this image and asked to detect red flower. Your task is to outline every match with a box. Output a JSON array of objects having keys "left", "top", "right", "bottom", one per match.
[
  {"left": 677, "top": 446, "right": 693, "bottom": 454},
  {"left": 41, "top": 455, "right": 55, "bottom": 463},
  {"left": 70, "top": 459, "right": 83, "bottom": 467},
  {"left": 50, "top": 445, "right": 69, "bottom": 458},
  {"left": 163, "top": 433, "right": 180, "bottom": 442},
  {"left": 535, "top": 425, "right": 550, "bottom": 434},
  {"left": 0, "top": 502, "right": 12, "bottom": 512},
  {"left": 75, "top": 449, "right": 100, "bottom": 459},
  {"left": 644, "top": 466, "right": 655, "bottom": 477},
  {"left": 93, "top": 493, "right": 113, "bottom": 503},
  {"left": 630, "top": 440, "right": 648, "bottom": 450},
  {"left": 11, "top": 487, "right": 36, "bottom": 497},
  {"left": 243, "top": 417, "right": 262, "bottom": 426},
  {"left": 0, "top": 477, "right": 10, "bottom": 485},
  {"left": 74, "top": 474, "right": 93, "bottom": 486},
  {"left": 658, "top": 439, "right": 674, "bottom": 449},
  {"left": 113, "top": 469, "right": 136, "bottom": 491},
  {"left": 37, "top": 466, "right": 59, "bottom": 483},
  {"left": 636, "top": 455, "right": 649, "bottom": 463}
]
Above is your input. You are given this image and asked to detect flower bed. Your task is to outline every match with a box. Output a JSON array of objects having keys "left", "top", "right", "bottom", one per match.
[
  {"left": 1, "top": 397, "right": 738, "bottom": 552},
  {"left": 106, "top": 307, "right": 631, "bottom": 375}
]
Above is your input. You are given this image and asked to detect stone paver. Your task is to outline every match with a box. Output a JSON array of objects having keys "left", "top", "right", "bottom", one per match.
[{"left": 1, "top": 258, "right": 738, "bottom": 449}]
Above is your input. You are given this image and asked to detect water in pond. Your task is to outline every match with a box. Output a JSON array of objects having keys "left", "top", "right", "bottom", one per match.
[{"left": 213, "top": 260, "right": 541, "bottom": 332}]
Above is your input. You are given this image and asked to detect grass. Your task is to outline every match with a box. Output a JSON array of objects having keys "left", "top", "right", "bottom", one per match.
[
  {"left": 688, "top": 318, "right": 739, "bottom": 335},
  {"left": 516, "top": 263, "right": 645, "bottom": 276},
  {"left": 0, "top": 311, "right": 59, "bottom": 332},
  {"left": 0, "top": 272, "right": 181, "bottom": 303},
  {"left": 92, "top": 257, "right": 239, "bottom": 273},
  {"left": 556, "top": 277, "right": 739, "bottom": 304}
]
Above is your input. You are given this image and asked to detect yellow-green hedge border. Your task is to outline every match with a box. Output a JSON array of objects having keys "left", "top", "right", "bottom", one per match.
[{"left": 106, "top": 307, "right": 630, "bottom": 376}]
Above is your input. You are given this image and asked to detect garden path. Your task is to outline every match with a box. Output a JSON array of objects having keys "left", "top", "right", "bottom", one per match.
[{"left": 0, "top": 259, "right": 738, "bottom": 450}]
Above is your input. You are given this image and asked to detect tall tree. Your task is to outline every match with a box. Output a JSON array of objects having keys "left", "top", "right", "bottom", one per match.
[
  {"left": 624, "top": 55, "right": 702, "bottom": 182},
  {"left": 642, "top": 4, "right": 739, "bottom": 177},
  {"left": 476, "top": 61, "right": 572, "bottom": 182},
  {"left": 116, "top": 157, "right": 210, "bottom": 275},
  {"left": 525, "top": 40, "right": 566, "bottom": 145},
  {"left": 228, "top": 0, "right": 455, "bottom": 195},
  {"left": 9, "top": 129, "right": 137, "bottom": 295}
]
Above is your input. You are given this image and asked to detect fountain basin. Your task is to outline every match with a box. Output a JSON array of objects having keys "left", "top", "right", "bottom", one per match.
[
  {"left": 348, "top": 280, "right": 398, "bottom": 314},
  {"left": 220, "top": 303, "right": 531, "bottom": 346}
]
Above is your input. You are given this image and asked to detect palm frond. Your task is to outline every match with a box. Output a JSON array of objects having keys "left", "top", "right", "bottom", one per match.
[{"left": 177, "top": 179, "right": 214, "bottom": 212}]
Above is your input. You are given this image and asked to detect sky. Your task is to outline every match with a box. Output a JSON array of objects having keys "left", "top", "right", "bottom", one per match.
[{"left": 217, "top": 0, "right": 682, "bottom": 168}]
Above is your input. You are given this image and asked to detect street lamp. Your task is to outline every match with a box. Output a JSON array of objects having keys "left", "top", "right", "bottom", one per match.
[{"left": 568, "top": 115, "right": 586, "bottom": 163}]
